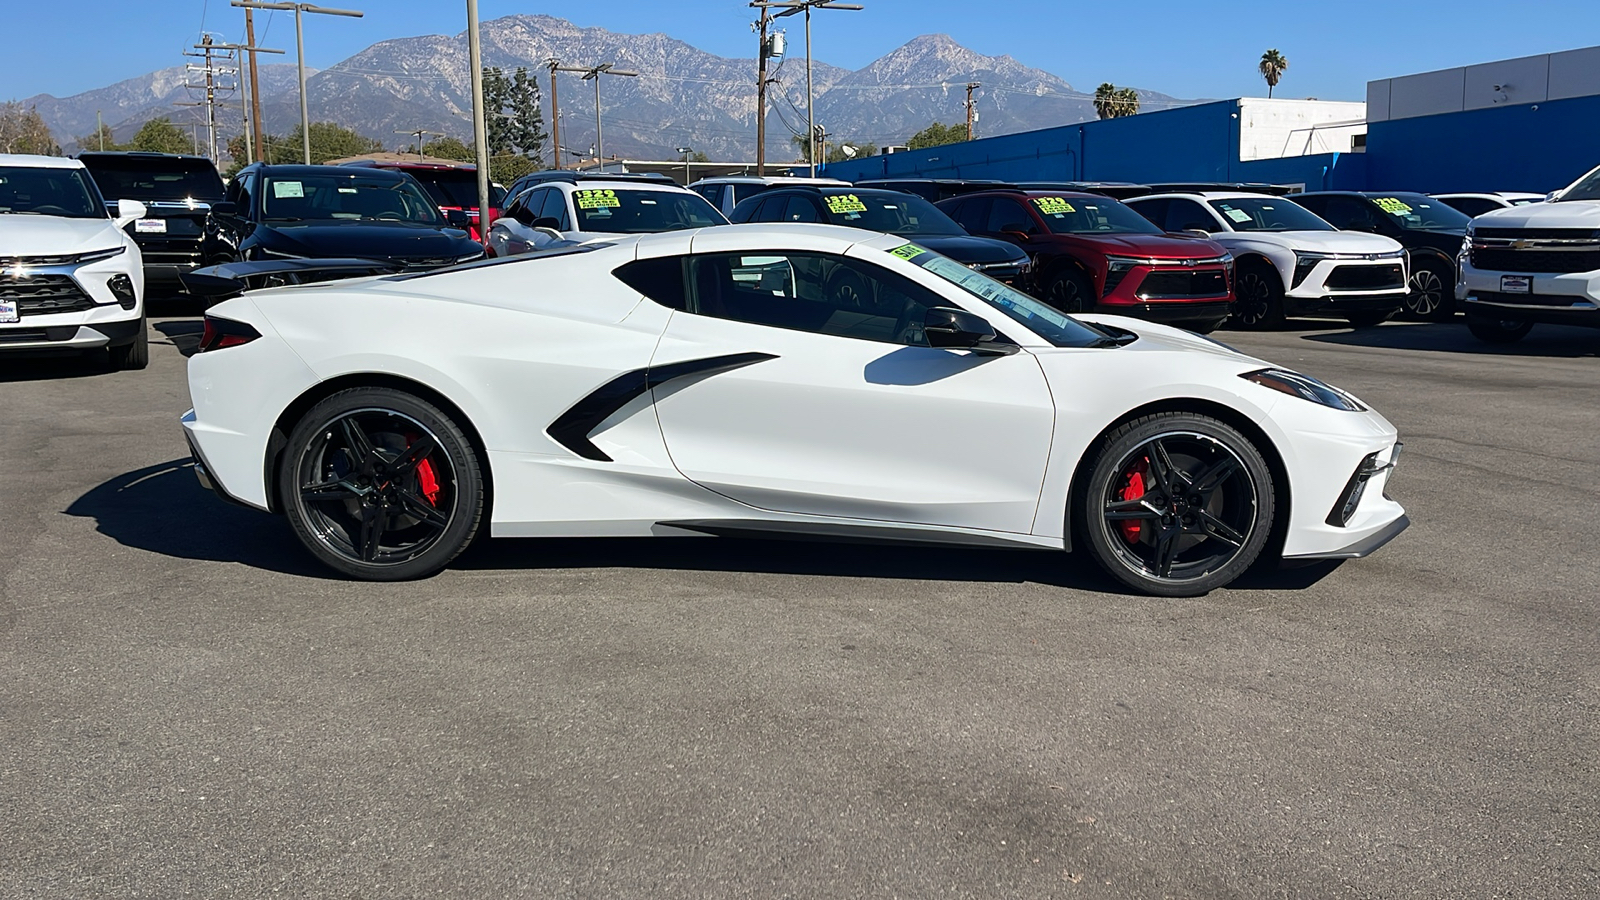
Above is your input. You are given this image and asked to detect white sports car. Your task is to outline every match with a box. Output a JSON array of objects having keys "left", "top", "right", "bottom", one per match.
[{"left": 181, "top": 224, "right": 1407, "bottom": 596}]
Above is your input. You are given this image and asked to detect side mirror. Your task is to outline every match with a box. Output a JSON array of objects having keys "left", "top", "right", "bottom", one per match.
[
  {"left": 114, "top": 199, "right": 147, "bottom": 227},
  {"left": 1000, "top": 227, "right": 1032, "bottom": 241},
  {"left": 1183, "top": 228, "right": 1212, "bottom": 237},
  {"left": 209, "top": 200, "right": 238, "bottom": 218},
  {"left": 532, "top": 216, "right": 561, "bottom": 231},
  {"left": 924, "top": 307, "right": 1019, "bottom": 356},
  {"left": 444, "top": 208, "right": 471, "bottom": 228}
]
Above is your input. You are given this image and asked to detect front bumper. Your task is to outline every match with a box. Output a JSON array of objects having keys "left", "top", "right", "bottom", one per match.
[
  {"left": 1459, "top": 265, "right": 1600, "bottom": 326},
  {"left": 0, "top": 315, "right": 142, "bottom": 351},
  {"left": 1280, "top": 438, "right": 1407, "bottom": 559},
  {"left": 1098, "top": 299, "right": 1232, "bottom": 326},
  {"left": 1286, "top": 290, "right": 1408, "bottom": 316}
]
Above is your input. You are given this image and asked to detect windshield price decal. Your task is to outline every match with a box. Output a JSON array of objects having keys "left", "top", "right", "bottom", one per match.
[
  {"left": 1032, "top": 196, "right": 1075, "bottom": 216},
  {"left": 575, "top": 189, "right": 621, "bottom": 209},
  {"left": 825, "top": 194, "right": 868, "bottom": 214},
  {"left": 888, "top": 243, "right": 927, "bottom": 260},
  {"left": 271, "top": 181, "right": 304, "bottom": 199},
  {"left": 1373, "top": 197, "right": 1413, "bottom": 215}
]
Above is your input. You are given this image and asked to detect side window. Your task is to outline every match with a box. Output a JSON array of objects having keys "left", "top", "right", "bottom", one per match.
[
  {"left": 236, "top": 173, "right": 255, "bottom": 217},
  {"left": 1452, "top": 198, "right": 1492, "bottom": 217},
  {"left": 1164, "top": 199, "right": 1216, "bottom": 233},
  {"left": 539, "top": 189, "right": 571, "bottom": 230},
  {"left": 986, "top": 199, "right": 1038, "bottom": 235},
  {"left": 750, "top": 195, "right": 788, "bottom": 223},
  {"left": 510, "top": 188, "right": 543, "bottom": 219},
  {"left": 1126, "top": 198, "right": 1166, "bottom": 229},
  {"left": 1322, "top": 196, "right": 1374, "bottom": 231},
  {"left": 613, "top": 257, "right": 686, "bottom": 310},
  {"left": 950, "top": 197, "right": 990, "bottom": 234},
  {"left": 687, "top": 251, "right": 946, "bottom": 346},
  {"left": 781, "top": 196, "right": 821, "bottom": 223},
  {"left": 693, "top": 184, "right": 724, "bottom": 210}
]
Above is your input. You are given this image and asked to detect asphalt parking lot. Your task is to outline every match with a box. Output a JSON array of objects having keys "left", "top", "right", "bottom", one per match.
[{"left": 2, "top": 311, "right": 1596, "bottom": 899}]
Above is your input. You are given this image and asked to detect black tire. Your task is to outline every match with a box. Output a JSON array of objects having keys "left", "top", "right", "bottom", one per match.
[
  {"left": 1230, "top": 263, "right": 1285, "bottom": 329},
  {"left": 1042, "top": 268, "right": 1095, "bottom": 314},
  {"left": 279, "top": 387, "right": 484, "bottom": 580},
  {"left": 1076, "top": 413, "right": 1276, "bottom": 597},
  {"left": 1466, "top": 313, "right": 1534, "bottom": 345},
  {"left": 1345, "top": 310, "right": 1391, "bottom": 329},
  {"left": 1404, "top": 260, "right": 1455, "bottom": 321},
  {"left": 107, "top": 317, "right": 149, "bottom": 371}
]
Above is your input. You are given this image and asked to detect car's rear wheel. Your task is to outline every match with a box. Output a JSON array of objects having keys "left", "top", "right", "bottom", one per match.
[
  {"left": 1230, "top": 264, "right": 1285, "bottom": 329},
  {"left": 1077, "top": 413, "right": 1275, "bottom": 597},
  {"left": 1042, "top": 268, "right": 1095, "bottom": 313},
  {"left": 280, "top": 387, "right": 484, "bottom": 580},
  {"left": 1405, "top": 260, "right": 1455, "bottom": 321},
  {"left": 1465, "top": 313, "right": 1534, "bottom": 344}
]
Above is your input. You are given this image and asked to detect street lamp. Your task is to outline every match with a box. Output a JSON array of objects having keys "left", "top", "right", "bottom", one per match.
[
  {"left": 768, "top": 0, "right": 863, "bottom": 176},
  {"left": 677, "top": 146, "right": 693, "bottom": 186},
  {"left": 231, "top": 1, "right": 364, "bottom": 164}
]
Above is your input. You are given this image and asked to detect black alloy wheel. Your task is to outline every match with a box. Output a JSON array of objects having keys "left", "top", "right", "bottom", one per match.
[
  {"left": 1405, "top": 262, "right": 1455, "bottom": 321},
  {"left": 281, "top": 387, "right": 484, "bottom": 580},
  {"left": 1465, "top": 313, "right": 1534, "bottom": 345},
  {"left": 1078, "top": 413, "right": 1275, "bottom": 597},
  {"left": 1043, "top": 268, "right": 1095, "bottom": 314},
  {"left": 1230, "top": 265, "right": 1285, "bottom": 329}
]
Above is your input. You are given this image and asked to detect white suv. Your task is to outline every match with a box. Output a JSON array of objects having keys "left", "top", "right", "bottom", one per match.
[
  {"left": 0, "top": 154, "right": 150, "bottom": 368},
  {"left": 1126, "top": 191, "right": 1408, "bottom": 328},
  {"left": 1457, "top": 164, "right": 1600, "bottom": 344},
  {"left": 489, "top": 174, "right": 727, "bottom": 256},
  {"left": 689, "top": 175, "right": 849, "bottom": 218}
]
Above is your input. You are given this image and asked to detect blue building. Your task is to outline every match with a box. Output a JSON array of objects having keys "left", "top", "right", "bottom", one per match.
[{"left": 820, "top": 46, "right": 1600, "bottom": 194}]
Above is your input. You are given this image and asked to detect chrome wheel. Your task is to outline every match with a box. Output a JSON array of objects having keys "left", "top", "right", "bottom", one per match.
[{"left": 1406, "top": 268, "right": 1446, "bottom": 318}]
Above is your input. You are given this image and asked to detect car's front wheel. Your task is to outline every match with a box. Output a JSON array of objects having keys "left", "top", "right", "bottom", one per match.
[
  {"left": 280, "top": 387, "right": 484, "bottom": 580},
  {"left": 1405, "top": 260, "right": 1455, "bottom": 321},
  {"left": 1042, "top": 268, "right": 1095, "bottom": 313},
  {"left": 1077, "top": 413, "right": 1276, "bottom": 597},
  {"left": 1230, "top": 264, "right": 1285, "bottom": 329},
  {"left": 106, "top": 316, "right": 149, "bottom": 370},
  {"left": 1465, "top": 313, "right": 1534, "bottom": 344}
]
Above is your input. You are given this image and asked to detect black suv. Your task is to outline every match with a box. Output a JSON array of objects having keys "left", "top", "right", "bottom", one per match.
[
  {"left": 1294, "top": 191, "right": 1472, "bottom": 320},
  {"left": 730, "top": 186, "right": 1032, "bottom": 287},
  {"left": 853, "top": 179, "right": 1016, "bottom": 204},
  {"left": 77, "top": 151, "right": 226, "bottom": 290},
  {"left": 203, "top": 164, "right": 483, "bottom": 269}
]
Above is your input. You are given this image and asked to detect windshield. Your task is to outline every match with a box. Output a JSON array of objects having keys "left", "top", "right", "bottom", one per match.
[
  {"left": 1562, "top": 165, "right": 1600, "bottom": 202},
  {"left": 0, "top": 166, "right": 105, "bottom": 219},
  {"left": 261, "top": 173, "right": 443, "bottom": 224},
  {"left": 1368, "top": 194, "right": 1470, "bottom": 230},
  {"left": 820, "top": 192, "right": 965, "bottom": 235},
  {"left": 80, "top": 156, "right": 224, "bottom": 202},
  {"left": 1028, "top": 195, "right": 1162, "bottom": 235},
  {"left": 890, "top": 243, "right": 1108, "bottom": 348},
  {"left": 1208, "top": 197, "right": 1333, "bottom": 232},
  {"left": 407, "top": 168, "right": 506, "bottom": 209},
  {"left": 572, "top": 188, "right": 725, "bottom": 233}
]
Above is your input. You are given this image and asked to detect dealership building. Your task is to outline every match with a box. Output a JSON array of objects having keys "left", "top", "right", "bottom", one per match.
[{"left": 819, "top": 45, "right": 1600, "bottom": 193}]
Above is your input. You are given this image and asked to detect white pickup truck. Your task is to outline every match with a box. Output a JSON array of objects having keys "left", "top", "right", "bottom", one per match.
[{"left": 1458, "top": 164, "right": 1600, "bottom": 343}]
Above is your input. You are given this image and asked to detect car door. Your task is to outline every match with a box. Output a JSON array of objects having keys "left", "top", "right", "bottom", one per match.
[{"left": 649, "top": 241, "right": 1056, "bottom": 534}]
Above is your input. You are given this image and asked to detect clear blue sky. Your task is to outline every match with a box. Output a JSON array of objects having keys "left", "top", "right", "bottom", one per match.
[{"left": 7, "top": 1, "right": 1600, "bottom": 102}]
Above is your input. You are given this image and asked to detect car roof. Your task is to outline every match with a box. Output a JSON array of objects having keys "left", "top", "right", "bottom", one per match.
[
  {"left": 251, "top": 163, "right": 410, "bottom": 180},
  {"left": 546, "top": 179, "right": 696, "bottom": 193},
  {"left": 1128, "top": 191, "right": 1280, "bottom": 201},
  {"left": 691, "top": 175, "right": 849, "bottom": 186},
  {"left": 0, "top": 153, "right": 85, "bottom": 169},
  {"left": 341, "top": 159, "right": 477, "bottom": 172},
  {"left": 77, "top": 150, "right": 212, "bottom": 162}
]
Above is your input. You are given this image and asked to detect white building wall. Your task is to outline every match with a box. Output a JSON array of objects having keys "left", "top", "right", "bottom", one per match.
[
  {"left": 1237, "top": 99, "right": 1368, "bottom": 161},
  {"left": 1368, "top": 44, "right": 1600, "bottom": 121}
]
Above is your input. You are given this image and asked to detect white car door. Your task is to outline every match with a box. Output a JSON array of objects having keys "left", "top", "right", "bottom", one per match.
[{"left": 649, "top": 247, "right": 1056, "bottom": 534}]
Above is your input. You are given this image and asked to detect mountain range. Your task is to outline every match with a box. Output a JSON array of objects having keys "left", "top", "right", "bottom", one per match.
[{"left": 21, "top": 15, "right": 1196, "bottom": 162}]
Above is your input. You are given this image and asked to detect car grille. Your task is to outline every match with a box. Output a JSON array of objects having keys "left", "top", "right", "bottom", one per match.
[
  {"left": 0, "top": 325, "right": 79, "bottom": 344},
  {"left": 0, "top": 274, "right": 96, "bottom": 315},
  {"left": 1325, "top": 264, "right": 1405, "bottom": 291},
  {"left": 1135, "top": 270, "right": 1229, "bottom": 300},
  {"left": 134, "top": 237, "right": 205, "bottom": 266},
  {"left": 1470, "top": 246, "right": 1600, "bottom": 274}
]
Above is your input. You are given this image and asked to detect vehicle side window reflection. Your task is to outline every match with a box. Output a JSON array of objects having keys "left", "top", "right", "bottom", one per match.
[
  {"left": 986, "top": 199, "right": 1038, "bottom": 235},
  {"left": 539, "top": 190, "right": 571, "bottom": 230},
  {"left": 1164, "top": 199, "right": 1215, "bottom": 233},
  {"left": 687, "top": 251, "right": 945, "bottom": 347}
]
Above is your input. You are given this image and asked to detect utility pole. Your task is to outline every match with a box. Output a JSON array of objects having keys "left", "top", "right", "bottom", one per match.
[
  {"left": 768, "top": 0, "right": 863, "bottom": 177},
  {"left": 677, "top": 146, "right": 693, "bottom": 185},
  {"left": 216, "top": 40, "right": 285, "bottom": 164},
  {"left": 555, "top": 62, "right": 638, "bottom": 168},
  {"left": 232, "top": 2, "right": 365, "bottom": 164},
  {"left": 182, "top": 35, "right": 230, "bottom": 161},
  {"left": 399, "top": 128, "right": 445, "bottom": 160},
  {"left": 467, "top": 0, "right": 491, "bottom": 243},
  {"left": 245, "top": 10, "right": 267, "bottom": 160},
  {"left": 748, "top": 3, "right": 779, "bottom": 175},
  {"left": 965, "top": 82, "right": 979, "bottom": 141},
  {"left": 545, "top": 57, "right": 561, "bottom": 170},
  {"left": 96, "top": 110, "right": 105, "bottom": 150}
]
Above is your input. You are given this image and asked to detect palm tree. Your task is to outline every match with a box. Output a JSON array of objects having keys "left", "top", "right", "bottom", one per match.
[
  {"left": 1259, "top": 49, "right": 1289, "bottom": 98},
  {"left": 1094, "top": 83, "right": 1117, "bottom": 120},
  {"left": 1115, "top": 87, "right": 1140, "bottom": 117}
]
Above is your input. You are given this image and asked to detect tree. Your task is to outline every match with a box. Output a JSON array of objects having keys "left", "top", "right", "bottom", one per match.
[
  {"left": 79, "top": 122, "right": 120, "bottom": 152},
  {"left": 243, "top": 122, "right": 381, "bottom": 166},
  {"left": 482, "top": 67, "right": 514, "bottom": 156},
  {"left": 690, "top": 150, "right": 710, "bottom": 163},
  {"left": 507, "top": 67, "right": 548, "bottom": 164},
  {"left": 1094, "top": 84, "right": 1140, "bottom": 119},
  {"left": 907, "top": 121, "right": 967, "bottom": 151},
  {"left": 126, "top": 117, "right": 193, "bottom": 155},
  {"left": 421, "top": 136, "right": 475, "bottom": 162},
  {"left": 1259, "top": 49, "right": 1289, "bottom": 99},
  {"left": 0, "top": 101, "right": 62, "bottom": 155}
]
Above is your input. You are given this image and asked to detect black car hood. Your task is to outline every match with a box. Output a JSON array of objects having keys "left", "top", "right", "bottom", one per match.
[
  {"left": 910, "top": 234, "right": 1029, "bottom": 265},
  {"left": 1402, "top": 228, "right": 1466, "bottom": 255},
  {"left": 257, "top": 222, "right": 479, "bottom": 261}
]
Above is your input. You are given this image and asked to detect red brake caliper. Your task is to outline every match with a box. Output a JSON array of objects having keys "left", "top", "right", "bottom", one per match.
[
  {"left": 402, "top": 433, "right": 441, "bottom": 506},
  {"left": 1119, "top": 459, "right": 1149, "bottom": 544}
]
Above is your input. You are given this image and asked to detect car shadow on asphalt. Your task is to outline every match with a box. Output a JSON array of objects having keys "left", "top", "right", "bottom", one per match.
[
  {"left": 1302, "top": 320, "right": 1600, "bottom": 357},
  {"left": 64, "top": 458, "right": 332, "bottom": 579},
  {"left": 0, "top": 354, "right": 113, "bottom": 383}
]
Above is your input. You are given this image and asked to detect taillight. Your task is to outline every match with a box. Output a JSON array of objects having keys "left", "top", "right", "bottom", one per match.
[{"left": 199, "top": 315, "right": 262, "bottom": 353}]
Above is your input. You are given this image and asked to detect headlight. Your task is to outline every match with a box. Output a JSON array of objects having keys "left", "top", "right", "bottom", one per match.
[
  {"left": 106, "top": 274, "right": 137, "bottom": 310},
  {"left": 77, "top": 246, "right": 126, "bottom": 265},
  {"left": 455, "top": 251, "right": 486, "bottom": 264},
  {"left": 1291, "top": 251, "right": 1329, "bottom": 288},
  {"left": 1241, "top": 368, "right": 1366, "bottom": 411},
  {"left": 1105, "top": 255, "right": 1142, "bottom": 272}
]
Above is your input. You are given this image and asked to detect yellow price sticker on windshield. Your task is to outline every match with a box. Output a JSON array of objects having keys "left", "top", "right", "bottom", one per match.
[
  {"left": 888, "top": 243, "right": 927, "bottom": 260},
  {"left": 575, "top": 189, "right": 621, "bottom": 209},
  {"left": 825, "top": 194, "right": 868, "bottom": 214},
  {"left": 1032, "top": 196, "right": 1075, "bottom": 216},
  {"left": 1373, "top": 197, "right": 1412, "bottom": 215}
]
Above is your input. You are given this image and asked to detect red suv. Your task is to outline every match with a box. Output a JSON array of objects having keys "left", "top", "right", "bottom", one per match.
[
  {"left": 938, "top": 190, "right": 1235, "bottom": 332},
  {"left": 339, "top": 160, "right": 505, "bottom": 241}
]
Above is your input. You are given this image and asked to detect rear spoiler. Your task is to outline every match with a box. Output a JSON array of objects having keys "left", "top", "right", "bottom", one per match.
[{"left": 180, "top": 258, "right": 407, "bottom": 301}]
